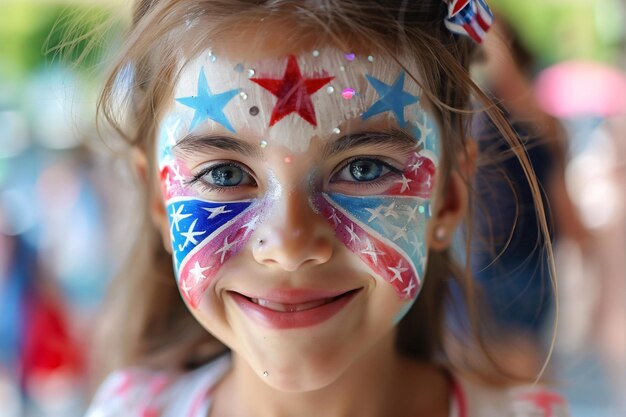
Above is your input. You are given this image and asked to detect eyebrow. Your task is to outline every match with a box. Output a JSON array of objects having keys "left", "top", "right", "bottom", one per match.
[
  {"left": 172, "top": 134, "right": 262, "bottom": 159},
  {"left": 322, "top": 128, "right": 421, "bottom": 159}
]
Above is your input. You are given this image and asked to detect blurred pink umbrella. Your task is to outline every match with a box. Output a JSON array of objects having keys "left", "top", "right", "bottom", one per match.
[{"left": 534, "top": 60, "right": 626, "bottom": 118}]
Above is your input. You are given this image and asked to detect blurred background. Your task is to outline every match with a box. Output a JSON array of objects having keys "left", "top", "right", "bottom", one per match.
[{"left": 0, "top": 0, "right": 624, "bottom": 416}]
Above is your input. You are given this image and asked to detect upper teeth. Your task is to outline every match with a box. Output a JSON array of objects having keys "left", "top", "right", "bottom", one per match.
[{"left": 250, "top": 297, "right": 334, "bottom": 312}]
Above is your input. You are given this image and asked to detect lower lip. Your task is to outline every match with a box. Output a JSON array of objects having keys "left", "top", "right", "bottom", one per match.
[{"left": 230, "top": 290, "right": 360, "bottom": 330}]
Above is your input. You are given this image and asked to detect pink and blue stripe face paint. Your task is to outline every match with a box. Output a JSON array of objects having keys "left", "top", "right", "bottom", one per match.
[
  {"left": 158, "top": 114, "right": 264, "bottom": 308},
  {"left": 317, "top": 141, "right": 438, "bottom": 303},
  {"left": 316, "top": 64, "right": 441, "bottom": 306}
]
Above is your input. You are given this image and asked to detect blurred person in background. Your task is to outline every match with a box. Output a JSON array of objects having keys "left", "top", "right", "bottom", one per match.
[
  {"left": 468, "top": 16, "right": 589, "bottom": 381},
  {"left": 0, "top": 203, "right": 85, "bottom": 416}
]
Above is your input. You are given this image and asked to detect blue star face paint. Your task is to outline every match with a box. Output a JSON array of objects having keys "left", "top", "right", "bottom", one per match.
[
  {"left": 175, "top": 67, "right": 240, "bottom": 133},
  {"left": 361, "top": 72, "right": 419, "bottom": 128}
]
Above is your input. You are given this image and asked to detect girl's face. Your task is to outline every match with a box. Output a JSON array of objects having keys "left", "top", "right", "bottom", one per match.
[{"left": 154, "top": 45, "right": 443, "bottom": 390}]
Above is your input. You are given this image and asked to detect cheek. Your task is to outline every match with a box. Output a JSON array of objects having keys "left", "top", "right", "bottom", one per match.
[
  {"left": 159, "top": 162, "right": 261, "bottom": 308},
  {"left": 316, "top": 153, "right": 437, "bottom": 301}
]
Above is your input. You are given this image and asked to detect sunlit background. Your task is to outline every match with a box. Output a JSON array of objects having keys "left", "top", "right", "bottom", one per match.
[{"left": 0, "top": 0, "right": 624, "bottom": 416}]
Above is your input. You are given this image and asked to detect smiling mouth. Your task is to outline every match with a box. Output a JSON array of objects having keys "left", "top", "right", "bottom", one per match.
[
  {"left": 244, "top": 289, "right": 359, "bottom": 313},
  {"left": 228, "top": 288, "right": 362, "bottom": 329}
]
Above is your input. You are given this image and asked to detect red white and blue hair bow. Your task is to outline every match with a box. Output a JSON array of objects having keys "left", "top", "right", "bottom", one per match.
[{"left": 443, "top": 0, "right": 494, "bottom": 44}]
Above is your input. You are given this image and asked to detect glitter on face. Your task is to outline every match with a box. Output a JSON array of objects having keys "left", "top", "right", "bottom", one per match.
[
  {"left": 341, "top": 88, "right": 356, "bottom": 100},
  {"left": 162, "top": 47, "right": 441, "bottom": 313},
  {"left": 344, "top": 53, "right": 356, "bottom": 61},
  {"left": 172, "top": 47, "right": 429, "bottom": 154},
  {"left": 367, "top": 55, "right": 375, "bottom": 62},
  {"left": 209, "top": 55, "right": 217, "bottom": 63},
  {"left": 312, "top": 50, "right": 320, "bottom": 57}
]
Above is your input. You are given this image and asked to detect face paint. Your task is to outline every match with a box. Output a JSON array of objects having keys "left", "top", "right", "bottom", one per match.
[
  {"left": 168, "top": 48, "right": 429, "bottom": 152},
  {"left": 160, "top": 157, "right": 264, "bottom": 307},
  {"left": 315, "top": 63, "right": 439, "bottom": 303},
  {"left": 249, "top": 55, "right": 334, "bottom": 127},
  {"left": 158, "top": 47, "right": 441, "bottom": 310},
  {"left": 316, "top": 122, "right": 439, "bottom": 302}
]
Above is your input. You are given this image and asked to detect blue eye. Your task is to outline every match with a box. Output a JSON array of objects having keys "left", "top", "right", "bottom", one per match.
[
  {"left": 333, "top": 157, "right": 396, "bottom": 184},
  {"left": 188, "top": 162, "right": 255, "bottom": 191},
  {"left": 349, "top": 159, "right": 383, "bottom": 181},
  {"left": 209, "top": 164, "right": 244, "bottom": 186}
]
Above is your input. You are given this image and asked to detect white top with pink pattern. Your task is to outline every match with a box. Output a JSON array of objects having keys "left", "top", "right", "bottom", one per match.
[{"left": 84, "top": 354, "right": 570, "bottom": 417}]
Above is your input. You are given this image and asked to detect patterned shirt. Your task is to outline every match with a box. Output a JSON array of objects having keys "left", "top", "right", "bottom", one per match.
[{"left": 85, "top": 354, "right": 570, "bottom": 417}]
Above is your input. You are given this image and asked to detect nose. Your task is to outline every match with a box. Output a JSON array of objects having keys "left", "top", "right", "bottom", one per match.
[{"left": 252, "top": 190, "right": 334, "bottom": 271}]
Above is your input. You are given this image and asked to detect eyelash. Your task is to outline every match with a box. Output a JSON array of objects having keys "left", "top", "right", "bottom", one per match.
[
  {"left": 183, "top": 156, "right": 404, "bottom": 193},
  {"left": 184, "top": 162, "right": 256, "bottom": 193},
  {"left": 330, "top": 156, "right": 404, "bottom": 186}
]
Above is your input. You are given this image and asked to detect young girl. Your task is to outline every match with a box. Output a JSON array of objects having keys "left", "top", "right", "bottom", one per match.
[{"left": 87, "top": 1, "right": 570, "bottom": 416}]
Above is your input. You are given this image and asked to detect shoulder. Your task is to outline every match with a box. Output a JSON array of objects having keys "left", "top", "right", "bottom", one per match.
[
  {"left": 84, "top": 354, "right": 231, "bottom": 417},
  {"left": 452, "top": 374, "right": 571, "bottom": 417}
]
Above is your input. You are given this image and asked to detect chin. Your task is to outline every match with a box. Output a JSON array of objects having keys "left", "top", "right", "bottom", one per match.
[
  {"left": 254, "top": 349, "right": 355, "bottom": 393},
  {"left": 230, "top": 321, "right": 365, "bottom": 392}
]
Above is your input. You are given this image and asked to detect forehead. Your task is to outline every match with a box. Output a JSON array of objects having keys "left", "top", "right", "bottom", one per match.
[{"left": 164, "top": 46, "right": 430, "bottom": 153}]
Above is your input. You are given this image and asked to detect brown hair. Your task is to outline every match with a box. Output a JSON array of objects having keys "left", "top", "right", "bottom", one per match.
[{"left": 93, "top": 0, "right": 555, "bottom": 388}]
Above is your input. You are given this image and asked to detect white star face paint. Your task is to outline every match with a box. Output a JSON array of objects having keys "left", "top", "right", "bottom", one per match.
[{"left": 157, "top": 47, "right": 441, "bottom": 316}]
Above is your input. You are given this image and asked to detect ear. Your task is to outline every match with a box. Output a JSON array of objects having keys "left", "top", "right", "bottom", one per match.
[
  {"left": 133, "top": 148, "right": 173, "bottom": 254},
  {"left": 428, "top": 140, "right": 477, "bottom": 250}
]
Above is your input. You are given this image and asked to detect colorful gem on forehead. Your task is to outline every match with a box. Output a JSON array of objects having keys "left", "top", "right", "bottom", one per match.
[
  {"left": 341, "top": 88, "right": 356, "bottom": 100},
  {"left": 361, "top": 71, "right": 419, "bottom": 128},
  {"left": 250, "top": 55, "right": 334, "bottom": 127},
  {"left": 175, "top": 67, "right": 239, "bottom": 133}
]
